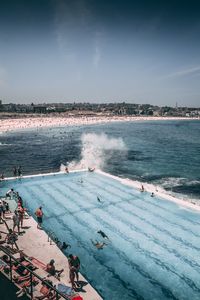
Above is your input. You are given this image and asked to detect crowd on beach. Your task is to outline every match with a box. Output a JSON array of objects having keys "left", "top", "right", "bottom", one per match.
[{"left": 0, "top": 115, "right": 195, "bottom": 134}]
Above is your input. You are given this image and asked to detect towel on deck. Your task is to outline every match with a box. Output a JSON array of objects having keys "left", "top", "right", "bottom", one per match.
[{"left": 57, "top": 283, "right": 75, "bottom": 296}]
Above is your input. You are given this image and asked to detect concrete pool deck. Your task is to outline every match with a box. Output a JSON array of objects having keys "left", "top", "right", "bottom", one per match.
[{"left": 0, "top": 211, "right": 102, "bottom": 300}]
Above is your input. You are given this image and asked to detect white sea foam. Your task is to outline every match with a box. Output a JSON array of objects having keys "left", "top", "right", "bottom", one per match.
[
  {"left": 60, "top": 163, "right": 67, "bottom": 172},
  {"left": 0, "top": 142, "right": 12, "bottom": 146},
  {"left": 63, "top": 133, "right": 127, "bottom": 170},
  {"left": 155, "top": 177, "right": 187, "bottom": 188},
  {"left": 155, "top": 177, "right": 200, "bottom": 189}
]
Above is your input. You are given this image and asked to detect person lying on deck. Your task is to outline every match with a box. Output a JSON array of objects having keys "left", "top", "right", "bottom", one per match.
[
  {"left": 33, "top": 279, "right": 56, "bottom": 300},
  {"left": 13, "top": 252, "right": 37, "bottom": 275},
  {"left": 34, "top": 290, "right": 56, "bottom": 300},
  {"left": 15, "top": 275, "right": 39, "bottom": 297},
  {"left": 46, "top": 259, "right": 64, "bottom": 280},
  {"left": 13, "top": 273, "right": 32, "bottom": 283}
]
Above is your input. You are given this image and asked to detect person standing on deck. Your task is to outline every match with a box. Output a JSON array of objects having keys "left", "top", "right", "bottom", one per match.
[
  {"left": 35, "top": 206, "right": 43, "bottom": 229},
  {"left": 13, "top": 166, "right": 17, "bottom": 177},
  {"left": 17, "top": 196, "right": 23, "bottom": 208},
  {"left": 2, "top": 201, "right": 6, "bottom": 219},
  {"left": 68, "top": 254, "right": 80, "bottom": 285},
  {"left": 17, "top": 166, "right": 22, "bottom": 177},
  {"left": 0, "top": 200, "right": 4, "bottom": 223},
  {"left": 13, "top": 210, "right": 20, "bottom": 234},
  {"left": 140, "top": 184, "right": 145, "bottom": 192},
  {"left": 18, "top": 206, "right": 25, "bottom": 228}
]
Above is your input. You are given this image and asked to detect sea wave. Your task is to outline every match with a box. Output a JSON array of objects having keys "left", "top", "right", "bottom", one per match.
[
  {"left": 0, "top": 142, "right": 12, "bottom": 146},
  {"left": 149, "top": 176, "right": 200, "bottom": 200}
]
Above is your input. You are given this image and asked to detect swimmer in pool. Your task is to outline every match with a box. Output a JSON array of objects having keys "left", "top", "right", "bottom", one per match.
[
  {"left": 91, "top": 240, "right": 107, "bottom": 250},
  {"left": 97, "top": 230, "right": 109, "bottom": 240}
]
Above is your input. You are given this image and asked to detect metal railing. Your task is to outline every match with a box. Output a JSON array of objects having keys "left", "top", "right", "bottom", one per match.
[
  {"left": 46, "top": 230, "right": 65, "bottom": 248},
  {"left": 47, "top": 230, "right": 59, "bottom": 245},
  {"left": 0, "top": 245, "right": 73, "bottom": 300}
]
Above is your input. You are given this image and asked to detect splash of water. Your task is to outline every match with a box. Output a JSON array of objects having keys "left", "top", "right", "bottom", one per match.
[{"left": 63, "top": 133, "right": 127, "bottom": 170}]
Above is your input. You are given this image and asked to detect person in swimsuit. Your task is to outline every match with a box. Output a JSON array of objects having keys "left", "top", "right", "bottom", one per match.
[
  {"left": 35, "top": 206, "right": 43, "bottom": 229},
  {"left": 91, "top": 240, "right": 107, "bottom": 250},
  {"left": 46, "top": 259, "right": 64, "bottom": 279},
  {"left": 68, "top": 254, "right": 80, "bottom": 284}
]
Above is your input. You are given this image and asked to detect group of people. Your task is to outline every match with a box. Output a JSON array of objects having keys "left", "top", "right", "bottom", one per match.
[
  {"left": 1, "top": 180, "right": 109, "bottom": 295},
  {"left": 13, "top": 166, "right": 22, "bottom": 177},
  {"left": 1, "top": 188, "right": 27, "bottom": 249},
  {"left": 0, "top": 185, "right": 84, "bottom": 295},
  {"left": 0, "top": 173, "right": 4, "bottom": 181},
  {"left": 1, "top": 251, "right": 46, "bottom": 298},
  {"left": 13, "top": 193, "right": 26, "bottom": 234},
  {"left": 140, "top": 184, "right": 155, "bottom": 197},
  {"left": 45, "top": 254, "right": 80, "bottom": 290},
  {"left": 0, "top": 166, "right": 22, "bottom": 182}
]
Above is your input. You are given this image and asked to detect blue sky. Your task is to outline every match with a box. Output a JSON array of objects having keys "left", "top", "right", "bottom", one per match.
[{"left": 0, "top": 0, "right": 200, "bottom": 106}]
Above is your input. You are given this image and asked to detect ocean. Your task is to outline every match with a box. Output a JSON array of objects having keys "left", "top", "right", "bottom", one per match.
[{"left": 0, "top": 119, "right": 200, "bottom": 201}]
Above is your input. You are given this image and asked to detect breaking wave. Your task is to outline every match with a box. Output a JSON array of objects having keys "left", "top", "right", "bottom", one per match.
[{"left": 61, "top": 133, "right": 127, "bottom": 171}]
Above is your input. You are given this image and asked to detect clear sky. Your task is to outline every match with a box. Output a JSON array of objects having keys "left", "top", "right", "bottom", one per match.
[{"left": 0, "top": 0, "right": 200, "bottom": 107}]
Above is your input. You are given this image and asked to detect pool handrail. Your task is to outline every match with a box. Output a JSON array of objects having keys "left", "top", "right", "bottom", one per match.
[{"left": 0, "top": 245, "right": 74, "bottom": 300}]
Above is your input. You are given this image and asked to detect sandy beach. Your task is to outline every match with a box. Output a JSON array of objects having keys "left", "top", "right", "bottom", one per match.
[{"left": 0, "top": 115, "right": 199, "bottom": 133}]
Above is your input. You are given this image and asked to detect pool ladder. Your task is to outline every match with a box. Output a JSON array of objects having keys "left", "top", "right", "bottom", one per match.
[{"left": 47, "top": 230, "right": 59, "bottom": 245}]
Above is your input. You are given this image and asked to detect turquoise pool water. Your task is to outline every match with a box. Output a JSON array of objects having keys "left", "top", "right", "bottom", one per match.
[{"left": 1, "top": 171, "right": 200, "bottom": 300}]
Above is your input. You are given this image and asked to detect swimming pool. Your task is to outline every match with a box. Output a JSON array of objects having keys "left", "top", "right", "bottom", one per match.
[{"left": 1, "top": 171, "right": 200, "bottom": 300}]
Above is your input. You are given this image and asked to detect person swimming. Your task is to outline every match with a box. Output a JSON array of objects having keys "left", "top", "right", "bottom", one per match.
[
  {"left": 57, "top": 241, "right": 71, "bottom": 250},
  {"left": 91, "top": 240, "right": 107, "bottom": 250},
  {"left": 61, "top": 242, "right": 71, "bottom": 250},
  {"left": 97, "top": 230, "right": 109, "bottom": 239},
  {"left": 97, "top": 196, "right": 102, "bottom": 203},
  {"left": 78, "top": 179, "right": 83, "bottom": 184}
]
